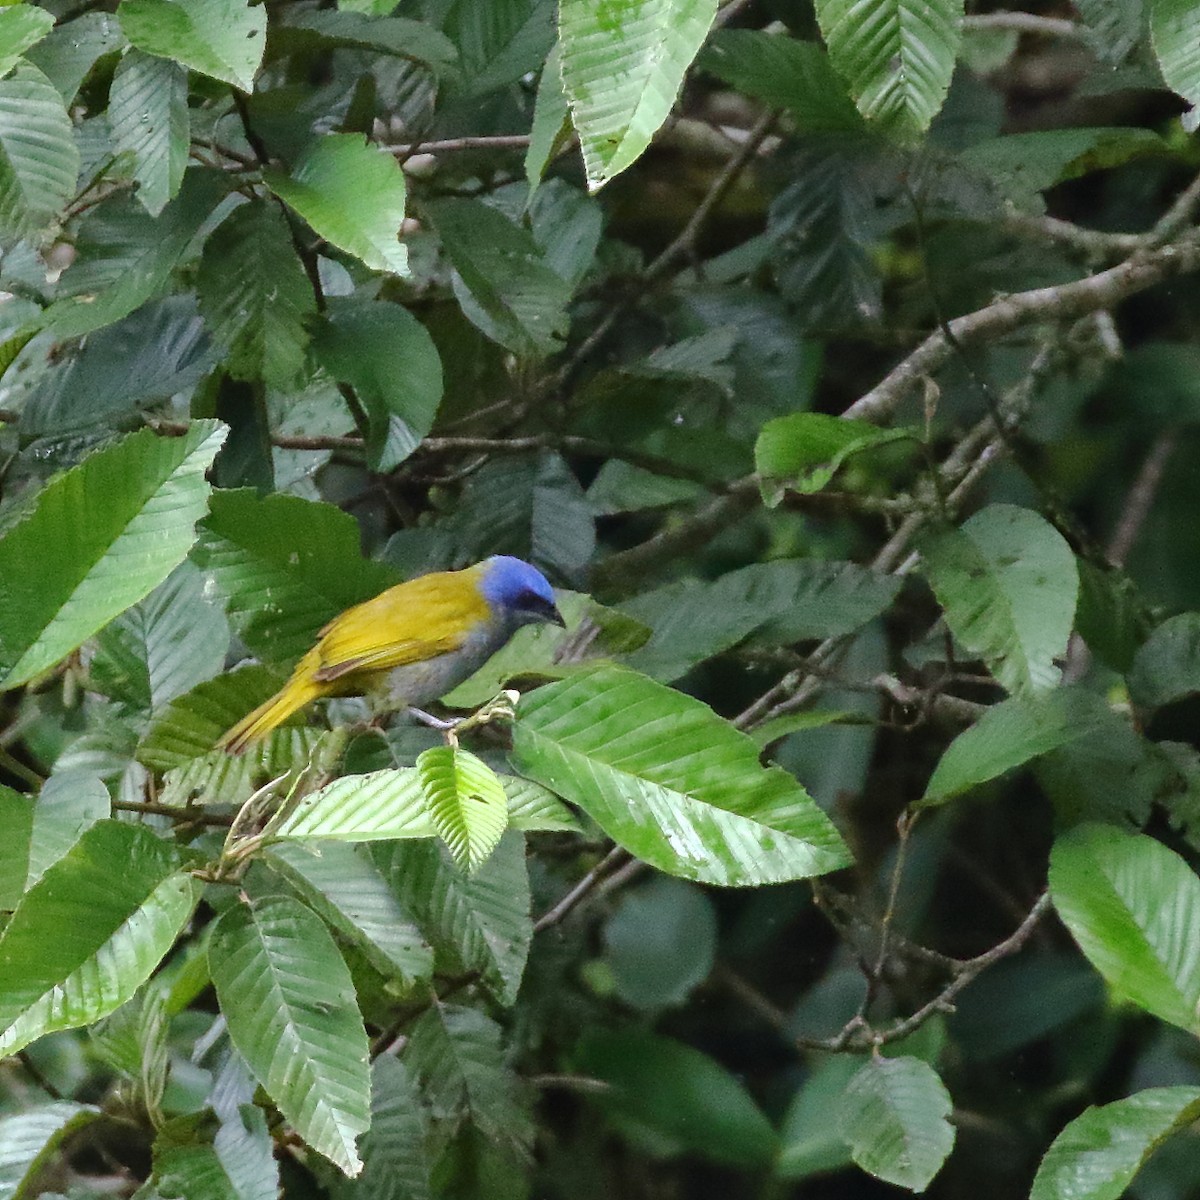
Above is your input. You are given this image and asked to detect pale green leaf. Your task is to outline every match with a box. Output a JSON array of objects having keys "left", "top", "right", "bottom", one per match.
[
  {"left": 0, "top": 421, "right": 227, "bottom": 691},
  {"left": 117, "top": 0, "right": 266, "bottom": 90},
  {"left": 0, "top": 7, "right": 56, "bottom": 79},
  {"left": 26, "top": 770, "right": 109, "bottom": 887},
  {"left": 0, "top": 1104, "right": 101, "bottom": 1198},
  {"left": 1149, "top": 0, "right": 1200, "bottom": 108},
  {"left": 266, "top": 134, "right": 408, "bottom": 275},
  {"left": 416, "top": 746, "right": 509, "bottom": 872},
  {"left": 209, "top": 896, "right": 371, "bottom": 1176},
  {"left": 512, "top": 665, "right": 851, "bottom": 885},
  {"left": 525, "top": 42, "right": 569, "bottom": 198},
  {"left": 24, "top": 12, "right": 126, "bottom": 101},
  {"left": 558, "top": 0, "right": 718, "bottom": 189}
]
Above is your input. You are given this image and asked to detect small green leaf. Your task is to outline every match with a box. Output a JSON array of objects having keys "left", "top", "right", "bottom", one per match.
[
  {"left": 0, "top": 421, "right": 226, "bottom": 691},
  {"left": 118, "top": 0, "right": 265, "bottom": 90},
  {"left": 921, "top": 504, "right": 1079, "bottom": 695},
  {"left": 1031, "top": 1087, "right": 1200, "bottom": 1200},
  {"left": 840, "top": 1055, "right": 955, "bottom": 1191},
  {"left": 1050, "top": 824, "right": 1200, "bottom": 1034},
  {"left": 755, "top": 412, "right": 910, "bottom": 503},
  {"left": 209, "top": 896, "right": 370, "bottom": 1176},
  {"left": 108, "top": 49, "right": 189, "bottom": 215},
  {"left": 558, "top": 0, "right": 718, "bottom": 189},
  {"left": 415, "top": 746, "right": 509, "bottom": 872},
  {"left": 513, "top": 664, "right": 851, "bottom": 886},
  {"left": 313, "top": 299, "right": 442, "bottom": 471},
  {"left": 266, "top": 134, "right": 408, "bottom": 275},
  {"left": 0, "top": 7, "right": 56, "bottom": 79},
  {"left": 1128, "top": 612, "right": 1200, "bottom": 709}
]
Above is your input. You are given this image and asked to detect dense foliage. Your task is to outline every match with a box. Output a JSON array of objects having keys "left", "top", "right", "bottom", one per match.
[{"left": 3, "top": 0, "right": 1200, "bottom": 1197}]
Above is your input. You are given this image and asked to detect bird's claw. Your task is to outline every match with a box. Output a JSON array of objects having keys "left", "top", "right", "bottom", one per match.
[{"left": 411, "top": 689, "right": 520, "bottom": 747}]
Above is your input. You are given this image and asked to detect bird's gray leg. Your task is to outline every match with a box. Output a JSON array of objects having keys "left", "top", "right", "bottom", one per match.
[{"left": 406, "top": 707, "right": 458, "bottom": 731}]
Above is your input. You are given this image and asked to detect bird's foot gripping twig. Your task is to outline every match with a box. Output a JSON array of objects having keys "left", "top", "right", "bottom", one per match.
[{"left": 408, "top": 690, "right": 521, "bottom": 747}]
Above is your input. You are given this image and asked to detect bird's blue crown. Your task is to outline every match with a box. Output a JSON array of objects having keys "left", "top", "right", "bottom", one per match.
[{"left": 480, "top": 555, "right": 556, "bottom": 611}]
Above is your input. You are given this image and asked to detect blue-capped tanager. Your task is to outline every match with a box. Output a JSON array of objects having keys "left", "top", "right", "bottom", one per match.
[{"left": 218, "top": 555, "right": 564, "bottom": 752}]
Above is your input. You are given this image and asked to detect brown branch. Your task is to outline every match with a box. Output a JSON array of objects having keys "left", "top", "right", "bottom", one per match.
[
  {"left": 533, "top": 846, "right": 629, "bottom": 933},
  {"left": 1106, "top": 428, "right": 1178, "bottom": 569},
  {"left": 844, "top": 235, "right": 1200, "bottom": 424},
  {"left": 383, "top": 134, "right": 533, "bottom": 156},
  {"left": 112, "top": 799, "right": 235, "bottom": 826},
  {"left": 962, "top": 12, "right": 1087, "bottom": 37}
]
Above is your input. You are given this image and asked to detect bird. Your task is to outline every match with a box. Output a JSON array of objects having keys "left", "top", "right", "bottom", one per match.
[{"left": 217, "top": 555, "right": 565, "bottom": 753}]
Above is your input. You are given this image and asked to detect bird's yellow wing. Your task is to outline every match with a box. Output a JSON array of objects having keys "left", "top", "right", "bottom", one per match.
[{"left": 312, "top": 566, "right": 491, "bottom": 682}]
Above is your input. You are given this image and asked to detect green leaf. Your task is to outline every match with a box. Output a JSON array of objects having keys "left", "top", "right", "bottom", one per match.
[
  {"left": 266, "top": 134, "right": 408, "bottom": 275},
  {"left": 1128, "top": 612, "right": 1200, "bottom": 708},
  {"left": 0, "top": 1103, "right": 101, "bottom": 1198},
  {"left": 525, "top": 42, "right": 569, "bottom": 197},
  {"left": 274, "top": 766, "right": 573, "bottom": 840},
  {"left": 1050, "top": 824, "right": 1200, "bottom": 1034},
  {"left": 814, "top": 0, "right": 963, "bottom": 138},
  {"left": 0, "top": 7, "right": 56, "bottom": 79},
  {"left": 403, "top": 1004, "right": 532, "bottom": 1149},
  {"left": 117, "top": 0, "right": 265, "bottom": 90},
  {"left": 27, "top": 770, "right": 110, "bottom": 887},
  {"left": 512, "top": 664, "right": 851, "bottom": 885},
  {"left": 1073, "top": 0, "right": 1142, "bottom": 63},
  {"left": 921, "top": 504, "right": 1079, "bottom": 695},
  {"left": 1149, "top": 0, "right": 1200, "bottom": 108},
  {"left": 153, "top": 1107, "right": 279, "bottom": 1200},
  {"left": 25, "top": 12, "right": 127, "bottom": 101},
  {"left": 605, "top": 877, "right": 717, "bottom": 1010},
  {"left": 416, "top": 746, "right": 509, "bottom": 872},
  {"left": 312, "top": 299, "right": 443, "bottom": 471},
  {"left": 195, "top": 489, "right": 398, "bottom": 665},
  {"left": 962, "top": 128, "right": 1167, "bottom": 208},
  {"left": 91, "top": 562, "right": 229, "bottom": 715},
  {"left": 1031, "top": 1087, "right": 1200, "bottom": 1200},
  {"left": 0, "top": 787, "right": 33, "bottom": 910},
  {"left": 23, "top": 294, "right": 215, "bottom": 436},
  {"left": 920, "top": 688, "right": 1117, "bottom": 806},
  {"left": 447, "top": 0, "right": 555, "bottom": 96},
  {"left": 264, "top": 841, "right": 433, "bottom": 990},
  {"left": 1075, "top": 559, "right": 1152, "bottom": 674},
  {"left": 427, "top": 198, "right": 571, "bottom": 357},
  {"left": 755, "top": 412, "right": 910, "bottom": 503},
  {"left": 277, "top": 8, "right": 458, "bottom": 70},
  {"left": 700, "top": 30, "right": 864, "bottom": 132},
  {"left": 558, "top": 0, "right": 718, "bottom": 189},
  {"left": 329, "top": 1057, "right": 431, "bottom": 1200},
  {"left": 0, "top": 421, "right": 226, "bottom": 691},
  {"left": 109, "top": 49, "right": 189, "bottom": 216},
  {"left": 777, "top": 1056, "right": 859, "bottom": 1180},
  {"left": 0, "top": 820, "right": 198, "bottom": 1055},
  {"left": 840, "top": 1055, "right": 955, "bottom": 1192},
  {"left": 375, "top": 834, "right": 531, "bottom": 1006},
  {"left": 0, "top": 60, "right": 80, "bottom": 240},
  {"left": 576, "top": 1030, "right": 778, "bottom": 1167},
  {"left": 197, "top": 200, "right": 317, "bottom": 390},
  {"left": 209, "top": 895, "right": 371, "bottom": 1176}
]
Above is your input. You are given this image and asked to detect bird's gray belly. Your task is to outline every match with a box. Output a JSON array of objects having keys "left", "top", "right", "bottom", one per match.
[{"left": 381, "top": 625, "right": 507, "bottom": 707}]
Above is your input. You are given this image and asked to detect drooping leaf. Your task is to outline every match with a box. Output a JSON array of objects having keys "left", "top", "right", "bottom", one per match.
[
  {"left": 1050, "top": 823, "right": 1200, "bottom": 1035},
  {"left": 1149, "top": 0, "right": 1200, "bottom": 109},
  {"left": 512, "top": 664, "right": 851, "bottom": 885},
  {"left": 197, "top": 200, "right": 317, "bottom": 390},
  {"left": 374, "top": 835, "right": 531, "bottom": 1006},
  {"left": 840, "top": 1055, "right": 955, "bottom": 1191},
  {"left": 525, "top": 42, "right": 570, "bottom": 197},
  {"left": 108, "top": 49, "right": 189, "bottom": 216},
  {"left": 921, "top": 504, "right": 1079, "bottom": 695},
  {"left": 0, "top": 421, "right": 226, "bottom": 691},
  {"left": 209, "top": 895, "right": 371, "bottom": 1176},
  {"left": 117, "top": 0, "right": 266, "bottom": 90},
  {"left": 0, "top": 1104, "right": 101, "bottom": 1198},
  {"left": 427, "top": 198, "right": 571, "bottom": 357},
  {"left": 1031, "top": 1087, "right": 1200, "bottom": 1200},
  {"left": 312, "top": 298, "right": 443, "bottom": 471},
  {"left": 266, "top": 134, "right": 408, "bottom": 275},
  {"left": 263, "top": 840, "right": 434, "bottom": 989},
  {"left": 0, "top": 820, "right": 198, "bottom": 1056},
  {"left": 814, "top": 0, "right": 963, "bottom": 137},
  {"left": 576, "top": 1029, "right": 778, "bottom": 1167},
  {"left": 558, "top": 0, "right": 718, "bottom": 189},
  {"left": 0, "top": 60, "right": 80, "bottom": 241},
  {"left": 415, "top": 745, "right": 509, "bottom": 872},
  {"left": 26, "top": 770, "right": 110, "bottom": 887},
  {"left": 776, "top": 1056, "right": 860, "bottom": 1180}
]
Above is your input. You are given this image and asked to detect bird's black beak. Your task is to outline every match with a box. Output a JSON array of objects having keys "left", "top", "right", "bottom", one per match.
[{"left": 547, "top": 603, "right": 567, "bottom": 628}]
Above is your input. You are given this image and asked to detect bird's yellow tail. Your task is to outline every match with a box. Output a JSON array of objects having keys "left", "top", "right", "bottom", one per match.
[{"left": 216, "top": 670, "right": 322, "bottom": 754}]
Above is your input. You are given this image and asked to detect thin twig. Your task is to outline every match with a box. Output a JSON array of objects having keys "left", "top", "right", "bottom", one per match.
[
  {"left": 1106, "top": 428, "right": 1178, "bottom": 569},
  {"left": 963, "top": 12, "right": 1087, "bottom": 38},
  {"left": 383, "top": 134, "right": 532, "bottom": 156},
  {"left": 533, "top": 846, "right": 629, "bottom": 933},
  {"left": 112, "top": 799, "right": 234, "bottom": 826}
]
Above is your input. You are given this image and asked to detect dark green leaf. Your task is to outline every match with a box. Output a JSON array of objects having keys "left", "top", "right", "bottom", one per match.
[
  {"left": 1128, "top": 612, "right": 1200, "bottom": 708},
  {"left": 0, "top": 7, "right": 56, "bottom": 79}
]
